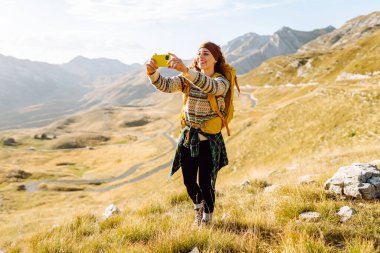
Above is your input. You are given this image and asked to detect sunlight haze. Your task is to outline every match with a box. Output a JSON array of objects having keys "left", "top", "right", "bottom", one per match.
[{"left": 1, "top": 0, "right": 379, "bottom": 64}]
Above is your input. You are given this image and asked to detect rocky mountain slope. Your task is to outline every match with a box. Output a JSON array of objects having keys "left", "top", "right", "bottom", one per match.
[
  {"left": 239, "top": 11, "right": 380, "bottom": 85},
  {"left": 80, "top": 67, "right": 155, "bottom": 108},
  {"left": 299, "top": 11, "right": 380, "bottom": 53},
  {"left": 223, "top": 26, "right": 335, "bottom": 74},
  {"left": 0, "top": 54, "right": 85, "bottom": 111},
  {"left": 0, "top": 55, "right": 143, "bottom": 130}
]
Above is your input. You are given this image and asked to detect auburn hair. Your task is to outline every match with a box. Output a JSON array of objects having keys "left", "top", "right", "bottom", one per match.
[{"left": 190, "top": 41, "right": 227, "bottom": 77}]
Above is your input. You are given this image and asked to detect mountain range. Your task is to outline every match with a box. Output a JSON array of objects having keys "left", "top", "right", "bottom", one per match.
[
  {"left": 0, "top": 55, "right": 142, "bottom": 130},
  {"left": 1, "top": 11, "right": 379, "bottom": 130},
  {"left": 239, "top": 11, "right": 380, "bottom": 85},
  {"left": 222, "top": 26, "right": 335, "bottom": 74}
]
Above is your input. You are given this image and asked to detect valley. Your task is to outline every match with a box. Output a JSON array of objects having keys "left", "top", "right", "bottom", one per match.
[{"left": 0, "top": 11, "right": 380, "bottom": 252}]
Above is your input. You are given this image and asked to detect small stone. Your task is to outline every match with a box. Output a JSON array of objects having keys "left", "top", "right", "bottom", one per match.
[
  {"left": 86, "top": 146, "right": 95, "bottom": 150},
  {"left": 17, "top": 185, "right": 26, "bottom": 191},
  {"left": 3, "top": 137, "right": 17, "bottom": 146},
  {"left": 189, "top": 247, "right": 200, "bottom": 253},
  {"left": 298, "top": 175, "right": 315, "bottom": 184},
  {"left": 221, "top": 213, "right": 230, "bottom": 220},
  {"left": 337, "top": 206, "right": 356, "bottom": 222},
  {"left": 240, "top": 180, "right": 250, "bottom": 189},
  {"left": 103, "top": 204, "right": 120, "bottom": 219},
  {"left": 264, "top": 184, "right": 280, "bottom": 193},
  {"left": 370, "top": 160, "right": 380, "bottom": 167},
  {"left": 6, "top": 169, "right": 32, "bottom": 180},
  {"left": 28, "top": 147, "right": 36, "bottom": 151},
  {"left": 299, "top": 212, "right": 321, "bottom": 221}
]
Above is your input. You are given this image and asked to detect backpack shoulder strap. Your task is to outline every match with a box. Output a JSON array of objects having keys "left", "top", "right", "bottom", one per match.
[
  {"left": 209, "top": 72, "right": 231, "bottom": 136},
  {"left": 182, "top": 80, "right": 191, "bottom": 106}
]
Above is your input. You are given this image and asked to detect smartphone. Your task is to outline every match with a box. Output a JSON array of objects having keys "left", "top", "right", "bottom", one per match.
[{"left": 152, "top": 54, "right": 170, "bottom": 67}]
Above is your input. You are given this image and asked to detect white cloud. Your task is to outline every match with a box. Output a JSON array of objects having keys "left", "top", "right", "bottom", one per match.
[
  {"left": 0, "top": 0, "right": 299, "bottom": 64},
  {"left": 0, "top": 29, "right": 145, "bottom": 63},
  {"left": 66, "top": 0, "right": 294, "bottom": 23}
]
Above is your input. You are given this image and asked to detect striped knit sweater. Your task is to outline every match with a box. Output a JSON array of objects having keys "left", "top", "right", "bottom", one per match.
[{"left": 148, "top": 69, "right": 230, "bottom": 125}]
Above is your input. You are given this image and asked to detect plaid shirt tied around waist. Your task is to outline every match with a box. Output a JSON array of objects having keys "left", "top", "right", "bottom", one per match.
[{"left": 171, "top": 125, "right": 229, "bottom": 188}]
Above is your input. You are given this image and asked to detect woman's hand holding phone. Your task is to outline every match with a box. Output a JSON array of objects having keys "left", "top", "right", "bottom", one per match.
[
  {"left": 146, "top": 58, "right": 158, "bottom": 75},
  {"left": 168, "top": 53, "right": 188, "bottom": 74},
  {"left": 146, "top": 53, "right": 188, "bottom": 75}
]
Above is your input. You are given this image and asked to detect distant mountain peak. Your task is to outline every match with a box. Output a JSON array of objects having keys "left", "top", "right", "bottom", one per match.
[
  {"left": 278, "top": 26, "right": 292, "bottom": 32},
  {"left": 69, "top": 55, "right": 88, "bottom": 62},
  {"left": 67, "top": 55, "right": 124, "bottom": 65},
  {"left": 223, "top": 26, "right": 334, "bottom": 74},
  {"left": 60, "top": 56, "right": 141, "bottom": 82},
  {"left": 299, "top": 11, "right": 380, "bottom": 53}
]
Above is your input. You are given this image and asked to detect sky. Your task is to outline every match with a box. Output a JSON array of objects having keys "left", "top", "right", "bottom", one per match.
[{"left": 0, "top": 0, "right": 379, "bottom": 65}]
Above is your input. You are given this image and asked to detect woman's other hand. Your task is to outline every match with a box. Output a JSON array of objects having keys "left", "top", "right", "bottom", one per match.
[
  {"left": 146, "top": 58, "right": 158, "bottom": 75},
  {"left": 168, "top": 53, "right": 189, "bottom": 74}
]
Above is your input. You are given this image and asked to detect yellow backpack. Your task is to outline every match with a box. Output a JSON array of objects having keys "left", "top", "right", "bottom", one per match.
[{"left": 180, "top": 64, "right": 240, "bottom": 136}]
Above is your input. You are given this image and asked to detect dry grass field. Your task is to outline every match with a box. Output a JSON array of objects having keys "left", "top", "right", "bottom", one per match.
[{"left": 1, "top": 78, "right": 380, "bottom": 252}]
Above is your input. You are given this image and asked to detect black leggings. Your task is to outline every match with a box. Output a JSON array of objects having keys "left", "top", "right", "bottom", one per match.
[{"left": 181, "top": 141, "right": 215, "bottom": 213}]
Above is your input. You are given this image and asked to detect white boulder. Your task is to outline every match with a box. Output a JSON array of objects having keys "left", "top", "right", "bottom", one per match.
[
  {"left": 103, "top": 204, "right": 120, "bottom": 219},
  {"left": 337, "top": 206, "right": 356, "bottom": 222},
  {"left": 324, "top": 163, "right": 380, "bottom": 200}
]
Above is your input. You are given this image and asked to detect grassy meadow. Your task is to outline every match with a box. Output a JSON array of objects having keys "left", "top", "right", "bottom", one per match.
[{"left": 1, "top": 78, "right": 380, "bottom": 252}]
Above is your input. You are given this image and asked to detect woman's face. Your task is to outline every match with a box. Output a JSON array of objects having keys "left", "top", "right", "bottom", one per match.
[{"left": 197, "top": 48, "right": 217, "bottom": 70}]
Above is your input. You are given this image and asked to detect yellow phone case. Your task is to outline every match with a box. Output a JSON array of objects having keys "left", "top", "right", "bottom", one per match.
[{"left": 152, "top": 54, "right": 170, "bottom": 67}]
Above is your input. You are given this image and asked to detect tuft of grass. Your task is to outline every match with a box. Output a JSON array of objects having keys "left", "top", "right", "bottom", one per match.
[
  {"left": 277, "top": 185, "right": 328, "bottom": 203},
  {"left": 69, "top": 214, "right": 99, "bottom": 238},
  {"left": 345, "top": 237, "right": 378, "bottom": 253},
  {"left": 137, "top": 202, "right": 166, "bottom": 217},
  {"left": 152, "top": 229, "right": 208, "bottom": 253},
  {"left": 100, "top": 215, "right": 123, "bottom": 231},
  {"left": 278, "top": 229, "right": 334, "bottom": 253},
  {"left": 275, "top": 199, "right": 317, "bottom": 224},
  {"left": 244, "top": 179, "right": 270, "bottom": 194},
  {"left": 4, "top": 247, "right": 21, "bottom": 253},
  {"left": 114, "top": 222, "right": 157, "bottom": 244},
  {"left": 51, "top": 134, "right": 110, "bottom": 149},
  {"left": 167, "top": 190, "right": 191, "bottom": 206}
]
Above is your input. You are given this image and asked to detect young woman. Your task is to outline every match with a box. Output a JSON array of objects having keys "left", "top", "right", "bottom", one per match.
[{"left": 146, "top": 42, "right": 229, "bottom": 227}]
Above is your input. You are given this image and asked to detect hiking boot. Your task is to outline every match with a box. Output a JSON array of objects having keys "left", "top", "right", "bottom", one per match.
[
  {"left": 192, "top": 202, "right": 204, "bottom": 227},
  {"left": 201, "top": 212, "right": 213, "bottom": 227},
  {"left": 201, "top": 219, "right": 212, "bottom": 226}
]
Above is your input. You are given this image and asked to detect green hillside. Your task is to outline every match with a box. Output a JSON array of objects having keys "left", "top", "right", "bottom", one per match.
[{"left": 239, "top": 29, "right": 380, "bottom": 85}]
